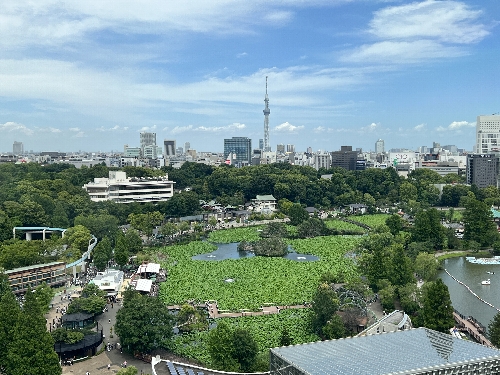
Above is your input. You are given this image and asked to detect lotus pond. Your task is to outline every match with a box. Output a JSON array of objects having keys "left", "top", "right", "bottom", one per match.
[{"left": 159, "top": 230, "right": 360, "bottom": 311}]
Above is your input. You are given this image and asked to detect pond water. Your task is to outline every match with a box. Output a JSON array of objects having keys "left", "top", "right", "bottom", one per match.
[
  {"left": 438, "top": 256, "right": 500, "bottom": 329},
  {"left": 191, "top": 242, "right": 319, "bottom": 262}
]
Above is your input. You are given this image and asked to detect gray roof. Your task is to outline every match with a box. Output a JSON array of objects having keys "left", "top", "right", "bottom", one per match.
[
  {"left": 271, "top": 328, "right": 500, "bottom": 375},
  {"left": 255, "top": 194, "right": 276, "bottom": 201},
  {"left": 5, "top": 261, "right": 65, "bottom": 274}
]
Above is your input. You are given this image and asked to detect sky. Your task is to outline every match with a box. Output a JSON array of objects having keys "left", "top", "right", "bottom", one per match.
[{"left": 0, "top": 0, "right": 499, "bottom": 154}]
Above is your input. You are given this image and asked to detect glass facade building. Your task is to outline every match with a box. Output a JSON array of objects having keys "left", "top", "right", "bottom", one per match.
[{"left": 224, "top": 137, "right": 252, "bottom": 166}]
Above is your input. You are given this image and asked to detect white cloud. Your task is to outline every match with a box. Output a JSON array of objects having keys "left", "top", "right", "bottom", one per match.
[
  {"left": 49, "top": 127, "right": 62, "bottom": 133},
  {"left": 342, "top": 40, "right": 465, "bottom": 63},
  {"left": 414, "top": 123, "right": 425, "bottom": 131},
  {"left": 437, "top": 120, "right": 475, "bottom": 131},
  {"left": 171, "top": 123, "right": 246, "bottom": 134},
  {"left": 0, "top": 121, "right": 34, "bottom": 135},
  {"left": 73, "top": 131, "right": 85, "bottom": 138},
  {"left": 361, "top": 122, "right": 379, "bottom": 132},
  {"left": 274, "top": 122, "right": 304, "bottom": 133},
  {"left": 139, "top": 125, "right": 157, "bottom": 132},
  {"left": 370, "top": 0, "right": 488, "bottom": 44},
  {"left": 236, "top": 52, "right": 248, "bottom": 58},
  {"left": 171, "top": 125, "right": 193, "bottom": 134},
  {"left": 69, "top": 127, "right": 80, "bottom": 132},
  {"left": 342, "top": 0, "right": 489, "bottom": 64}
]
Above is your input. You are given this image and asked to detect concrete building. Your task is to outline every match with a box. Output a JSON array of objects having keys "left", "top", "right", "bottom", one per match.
[
  {"left": 13, "top": 141, "right": 23, "bottom": 155},
  {"left": 83, "top": 171, "right": 175, "bottom": 203},
  {"left": 314, "top": 153, "right": 332, "bottom": 170},
  {"left": 375, "top": 139, "right": 384, "bottom": 153},
  {"left": 476, "top": 114, "right": 500, "bottom": 154},
  {"left": 164, "top": 139, "right": 176, "bottom": 157},
  {"left": 124, "top": 146, "right": 141, "bottom": 157},
  {"left": 286, "top": 144, "right": 295, "bottom": 153},
  {"left": 6, "top": 261, "right": 67, "bottom": 294},
  {"left": 270, "top": 327, "right": 500, "bottom": 375},
  {"left": 467, "top": 154, "right": 499, "bottom": 188},
  {"left": 331, "top": 146, "right": 358, "bottom": 171},
  {"left": 277, "top": 144, "right": 285, "bottom": 154},
  {"left": 140, "top": 132, "right": 156, "bottom": 150},
  {"left": 90, "top": 269, "right": 124, "bottom": 297},
  {"left": 224, "top": 137, "right": 252, "bottom": 166}
]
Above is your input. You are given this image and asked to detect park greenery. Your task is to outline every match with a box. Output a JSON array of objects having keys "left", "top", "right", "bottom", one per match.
[{"left": 1, "top": 162, "right": 499, "bottom": 370}]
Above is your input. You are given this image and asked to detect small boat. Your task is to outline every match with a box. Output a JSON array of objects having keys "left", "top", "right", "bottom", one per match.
[
  {"left": 487, "top": 271, "right": 495, "bottom": 275},
  {"left": 482, "top": 279, "right": 491, "bottom": 285}
]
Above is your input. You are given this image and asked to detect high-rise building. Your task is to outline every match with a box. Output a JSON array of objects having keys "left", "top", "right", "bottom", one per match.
[
  {"left": 476, "top": 115, "right": 500, "bottom": 154},
  {"left": 259, "top": 139, "right": 264, "bottom": 150},
  {"left": 331, "top": 146, "right": 358, "bottom": 171},
  {"left": 263, "top": 77, "right": 271, "bottom": 152},
  {"left": 140, "top": 132, "right": 156, "bottom": 149},
  {"left": 286, "top": 144, "right": 295, "bottom": 153},
  {"left": 277, "top": 144, "right": 285, "bottom": 154},
  {"left": 466, "top": 154, "right": 499, "bottom": 188},
  {"left": 13, "top": 141, "right": 23, "bottom": 155},
  {"left": 375, "top": 139, "right": 384, "bottom": 154},
  {"left": 307, "top": 147, "right": 313, "bottom": 154},
  {"left": 184, "top": 142, "right": 190, "bottom": 151},
  {"left": 314, "top": 153, "right": 331, "bottom": 170},
  {"left": 224, "top": 137, "right": 252, "bottom": 166},
  {"left": 163, "top": 139, "right": 176, "bottom": 157}
]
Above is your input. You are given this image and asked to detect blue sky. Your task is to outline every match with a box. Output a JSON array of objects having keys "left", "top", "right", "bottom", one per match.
[{"left": 0, "top": 0, "right": 498, "bottom": 153}]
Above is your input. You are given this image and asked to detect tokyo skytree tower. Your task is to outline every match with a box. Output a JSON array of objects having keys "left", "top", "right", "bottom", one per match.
[{"left": 263, "top": 76, "right": 271, "bottom": 152}]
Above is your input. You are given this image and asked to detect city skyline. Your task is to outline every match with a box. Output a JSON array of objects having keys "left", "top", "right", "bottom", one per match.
[{"left": 0, "top": 0, "right": 498, "bottom": 153}]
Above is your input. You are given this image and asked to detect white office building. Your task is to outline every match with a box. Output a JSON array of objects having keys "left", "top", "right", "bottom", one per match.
[
  {"left": 83, "top": 171, "right": 175, "bottom": 203},
  {"left": 375, "top": 139, "right": 384, "bottom": 154},
  {"left": 476, "top": 115, "right": 500, "bottom": 154}
]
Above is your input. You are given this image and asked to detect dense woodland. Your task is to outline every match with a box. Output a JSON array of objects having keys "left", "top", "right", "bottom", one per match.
[{"left": 1, "top": 161, "right": 499, "bottom": 271}]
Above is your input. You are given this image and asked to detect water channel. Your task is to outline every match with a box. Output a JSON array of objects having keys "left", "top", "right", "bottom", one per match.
[{"left": 438, "top": 256, "right": 500, "bottom": 329}]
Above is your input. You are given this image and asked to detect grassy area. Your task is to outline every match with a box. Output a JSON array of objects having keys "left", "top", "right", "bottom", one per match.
[
  {"left": 324, "top": 219, "right": 366, "bottom": 233},
  {"left": 436, "top": 250, "right": 492, "bottom": 261},
  {"left": 346, "top": 214, "right": 391, "bottom": 228}
]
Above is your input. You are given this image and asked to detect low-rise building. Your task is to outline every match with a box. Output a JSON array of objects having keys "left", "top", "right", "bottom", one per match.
[
  {"left": 251, "top": 195, "right": 277, "bottom": 213},
  {"left": 90, "top": 269, "right": 124, "bottom": 297},
  {"left": 6, "top": 261, "right": 68, "bottom": 294},
  {"left": 83, "top": 171, "right": 175, "bottom": 203}
]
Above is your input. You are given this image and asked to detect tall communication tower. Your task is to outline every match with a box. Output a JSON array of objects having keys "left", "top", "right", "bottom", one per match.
[{"left": 263, "top": 76, "right": 271, "bottom": 152}]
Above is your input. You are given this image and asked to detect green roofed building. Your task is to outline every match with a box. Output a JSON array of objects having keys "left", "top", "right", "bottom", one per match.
[{"left": 270, "top": 327, "right": 500, "bottom": 375}]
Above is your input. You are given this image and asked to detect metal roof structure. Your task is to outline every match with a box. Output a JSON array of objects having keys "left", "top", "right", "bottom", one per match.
[
  {"left": 135, "top": 279, "right": 153, "bottom": 293},
  {"left": 137, "top": 262, "right": 160, "bottom": 274},
  {"left": 270, "top": 328, "right": 500, "bottom": 375}
]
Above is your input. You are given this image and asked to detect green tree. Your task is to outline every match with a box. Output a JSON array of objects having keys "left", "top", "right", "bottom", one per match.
[
  {"left": 64, "top": 225, "right": 92, "bottom": 255},
  {"left": 463, "top": 198, "right": 498, "bottom": 247},
  {"left": 260, "top": 222, "right": 287, "bottom": 238},
  {"left": 488, "top": 312, "right": 500, "bottom": 348},
  {"left": 279, "top": 328, "right": 293, "bottom": 346},
  {"left": 117, "top": 365, "right": 139, "bottom": 375},
  {"left": 92, "top": 236, "right": 112, "bottom": 271},
  {"left": 311, "top": 283, "right": 339, "bottom": 334},
  {"left": 6, "top": 288, "right": 61, "bottom": 375},
  {"left": 414, "top": 252, "right": 438, "bottom": 281},
  {"left": 115, "top": 294, "right": 174, "bottom": 353},
  {"left": 114, "top": 232, "right": 129, "bottom": 267},
  {"left": 33, "top": 282, "right": 55, "bottom": 313},
  {"left": 287, "top": 203, "right": 309, "bottom": 226},
  {"left": 389, "top": 244, "right": 414, "bottom": 287},
  {"left": 422, "top": 279, "right": 454, "bottom": 333},
  {"left": 125, "top": 230, "right": 143, "bottom": 254},
  {"left": 0, "top": 285, "right": 21, "bottom": 372},
  {"left": 232, "top": 328, "right": 258, "bottom": 372},
  {"left": 297, "top": 218, "right": 328, "bottom": 238},
  {"left": 207, "top": 321, "right": 240, "bottom": 372},
  {"left": 412, "top": 208, "right": 445, "bottom": 249},
  {"left": 322, "top": 314, "right": 345, "bottom": 340},
  {"left": 385, "top": 214, "right": 404, "bottom": 236},
  {"left": 74, "top": 214, "right": 119, "bottom": 242}
]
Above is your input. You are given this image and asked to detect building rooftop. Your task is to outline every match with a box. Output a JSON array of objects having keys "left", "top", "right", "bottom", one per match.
[
  {"left": 271, "top": 328, "right": 500, "bottom": 375},
  {"left": 254, "top": 195, "right": 276, "bottom": 201},
  {"left": 5, "top": 261, "right": 65, "bottom": 274}
]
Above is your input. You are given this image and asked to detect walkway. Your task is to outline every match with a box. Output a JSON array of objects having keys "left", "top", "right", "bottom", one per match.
[
  {"left": 453, "top": 311, "right": 492, "bottom": 347},
  {"left": 168, "top": 302, "right": 309, "bottom": 319}
]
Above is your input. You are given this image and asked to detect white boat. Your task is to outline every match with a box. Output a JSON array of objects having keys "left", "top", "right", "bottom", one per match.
[{"left": 482, "top": 279, "right": 491, "bottom": 285}]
